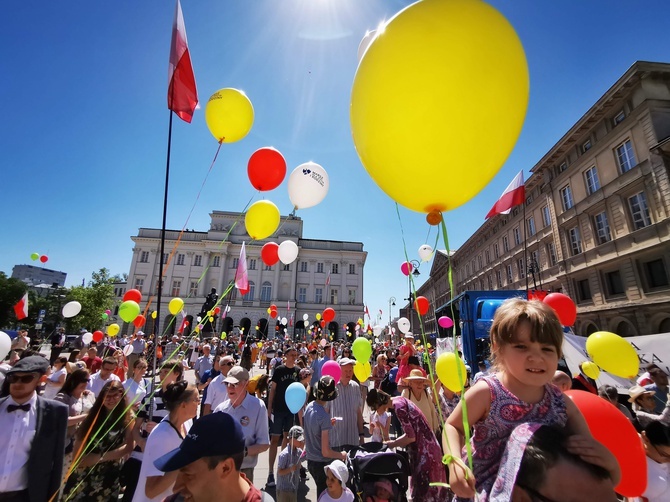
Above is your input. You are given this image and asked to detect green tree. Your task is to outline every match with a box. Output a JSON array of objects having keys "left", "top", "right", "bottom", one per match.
[
  {"left": 64, "top": 268, "right": 116, "bottom": 333},
  {"left": 0, "top": 272, "right": 28, "bottom": 329}
]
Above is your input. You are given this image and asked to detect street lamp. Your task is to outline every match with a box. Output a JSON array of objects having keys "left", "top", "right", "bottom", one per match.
[
  {"left": 388, "top": 296, "right": 396, "bottom": 342},
  {"left": 404, "top": 260, "right": 421, "bottom": 331}
]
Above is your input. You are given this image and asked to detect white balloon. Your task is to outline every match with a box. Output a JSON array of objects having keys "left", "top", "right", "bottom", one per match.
[
  {"left": 82, "top": 332, "right": 93, "bottom": 345},
  {"left": 397, "top": 317, "right": 411, "bottom": 334},
  {"left": 62, "top": 301, "right": 82, "bottom": 318},
  {"left": 123, "top": 344, "right": 134, "bottom": 356},
  {"left": 302, "top": 313, "right": 309, "bottom": 321},
  {"left": 418, "top": 244, "right": 434, "bottom": 262},
  {"left": 281, "top": 317, "right": 288, "bottom": 325},
  {"left": 373, "top": 325, "right": 383, "bottom": 337},
  {"left": 278, "top": 240, "right": 299, "bottom": 264},
  {"left": 0, "top": 331, "right": 11, "bottom": 360},
  {"left": 357, "top": 29, "right": 377, "bottom": 64},
  {"left": 287, "top": 162, "right": 329, "bottom": 209}
]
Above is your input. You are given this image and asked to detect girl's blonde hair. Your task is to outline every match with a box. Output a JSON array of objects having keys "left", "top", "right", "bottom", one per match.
[{"left": 490, "top": 298, "right": 564, "bottom": 368}]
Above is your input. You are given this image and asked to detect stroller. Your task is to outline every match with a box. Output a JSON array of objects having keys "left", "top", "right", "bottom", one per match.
[{"left": 346, "top": 443, "right": 410, "bottom": 502}]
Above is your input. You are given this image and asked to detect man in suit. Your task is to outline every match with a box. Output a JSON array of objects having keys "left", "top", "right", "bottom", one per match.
[{"left": 0, "top": 355, "right": 69, "bottom": 502}]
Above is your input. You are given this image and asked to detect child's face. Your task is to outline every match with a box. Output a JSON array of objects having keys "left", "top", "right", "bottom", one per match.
[
  {"left": 498, "top": 320, "right": 558, "bottom": 388},
  {"left": 376, "top": 486, "right": 392, "bottom": 500},
  {"left": 325, "top": 470, "right": 343, "bottom": 496}
]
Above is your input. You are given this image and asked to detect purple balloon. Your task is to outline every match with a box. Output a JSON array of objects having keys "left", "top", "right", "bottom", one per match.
[
  {"left": 321, "top": 360, "right": 342, "bottom": 383},
  {"left": 438, "top": 316, "right": 454, "bottom": 329}
]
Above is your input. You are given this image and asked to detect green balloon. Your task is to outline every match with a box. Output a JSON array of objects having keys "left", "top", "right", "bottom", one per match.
[
  {"left": 102, "top": 313, "right": 108, "bottom": 320},
  {"left": 30, "top": 252, "right": 39, "bottom": 261},
  {"left": 352, "top": 337, "right": 372, "bottom": 361},
  {"left": 118, "top": 300, "right": 140, "bottom": 323}
]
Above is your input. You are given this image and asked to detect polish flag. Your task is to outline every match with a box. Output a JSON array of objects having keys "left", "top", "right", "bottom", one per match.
[
  {"left": 168, "top": 0, "right": 198, "bottom": 123},
  {"left": 235, "top": 242, "right": 250, "bottom": 296},
  {"left": 364, "top": 305, "right": 370, "bottom": 317},
  {"left": 325, "top": 271, "right": 331, "bottom": 286},
  {"left": 14, "top": 293, "right": 28, "bottom": 320},
  {"left": 485, "top": 171, "right": 526, "bottom": 219}
]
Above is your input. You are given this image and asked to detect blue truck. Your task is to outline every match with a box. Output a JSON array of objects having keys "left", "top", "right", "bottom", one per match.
[{"left": 435, "top": 290, "right": 529, "bottom": 369}]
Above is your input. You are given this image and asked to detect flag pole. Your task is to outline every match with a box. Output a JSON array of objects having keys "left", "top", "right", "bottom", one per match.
[{"left": 523, "top": 196, "right": 529, "bottom": 293}]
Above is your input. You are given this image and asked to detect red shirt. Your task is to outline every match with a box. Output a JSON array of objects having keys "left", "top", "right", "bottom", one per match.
[{"left": 82, "top": 355, "right": 102, "bottom": 373}]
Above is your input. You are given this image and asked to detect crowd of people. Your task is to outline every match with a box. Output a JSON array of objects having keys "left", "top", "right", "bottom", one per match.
[{"left": 1, "top": 298, "right": 669, "bottom": 501}]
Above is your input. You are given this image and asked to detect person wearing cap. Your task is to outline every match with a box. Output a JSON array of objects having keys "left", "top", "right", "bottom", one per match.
[
  {"left": 215, "top": 366, "right": 270, "bottom": 483},
  {"left": 325, "top": 358, "right": 365, "bottom": 450},
  {"left": 203, "top": 355, "right": 235, "bottom": 415},
  {"left": 319, "top": 459, "right": 354, "bottom": 502},
  {"left": 365, "top": 478, "right": 394, "bottom": 502},
  {"left": 401, "top": 369, "right": 440, "bottom": 433},
  {"left": 155, "top": 412, "right": 268, "bottom": 502},
  {"left": 629, "top": 384, "right": 666, "bottom": 429},
  {"left": 194, "top": 344, "right": 214, "bottom": 382},
  {"left": 304, "top": 376, "right": 348, "bottom": 497},
  {"left": 0, "top": 355, "right": 69, "bottom": 502},
  {"left": 276, "top": 426, "right": 305, "bottom": 502}
]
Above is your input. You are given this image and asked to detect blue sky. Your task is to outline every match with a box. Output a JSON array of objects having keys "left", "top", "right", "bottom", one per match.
[{"left": 2, "top": 0, "right": 670, "bottom": 321}]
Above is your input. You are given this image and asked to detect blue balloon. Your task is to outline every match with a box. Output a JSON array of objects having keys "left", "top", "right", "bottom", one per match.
[{"left": 285, "top": 382, "right": 307, "bottom": 414}]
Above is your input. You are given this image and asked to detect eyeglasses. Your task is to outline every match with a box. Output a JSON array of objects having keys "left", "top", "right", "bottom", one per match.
[
  {"left": 7, "top": 373, "right": 38, "bottom": 384},
  {"left": 516, "top": 484, "right": 558, "bottom": 502},
  {"left": 221, "top": 362, "right": 234, "bottom": 367}
]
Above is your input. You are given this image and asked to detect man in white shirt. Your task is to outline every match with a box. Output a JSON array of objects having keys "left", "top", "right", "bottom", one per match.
[
  {"left": 88, "top": 356, "right": 121, "bottom": 397},
  {"left": 194, "top": 344, "right": 214, "bottom": 382},
  {"left": 202, "top": 355, "right": 234, "bottom": 415},
  {"left": 215, "top": 366, "right": 270, "bottom": 483}
]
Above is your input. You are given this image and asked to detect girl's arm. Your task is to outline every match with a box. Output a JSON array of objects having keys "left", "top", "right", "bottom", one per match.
[{"left": 381, "top": 415, "right": 391, "bottom": 441}]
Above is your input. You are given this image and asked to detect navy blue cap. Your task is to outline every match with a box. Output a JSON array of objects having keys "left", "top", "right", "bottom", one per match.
[{"left": 154, "top": 412, "right": 245, "bottom": 472}]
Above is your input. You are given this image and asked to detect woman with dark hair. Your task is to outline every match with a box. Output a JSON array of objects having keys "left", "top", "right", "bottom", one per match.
[
  {"left": 641, "top": 421, "right": 670, "bottom": 501},
  {"left": 133, "top": 381, "right": 198, "bottom": 502},
  {"left": 366, "top": 388, "right": 446, "bottom": 502},
  {"left": 63, "top": 379, "right": 134, "bottom": 500},
  {"left": 44, "top": 355, "right": 69, "bottom": 399}
]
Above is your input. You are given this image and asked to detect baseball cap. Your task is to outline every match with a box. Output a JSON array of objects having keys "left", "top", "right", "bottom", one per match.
[
  {"left": 338, "top": 357, "right": 356, "bottom": 366},
  {"left": 288, "top": 425, "right": 304, "bottom": 441},
  {"left": 325, "top": 459, "right": 349, "bottom": 485},
  {"left": 7, "top": 355, "right": 49, "bottom": 375},
  {"left": 136, "top": 331, "right": 145, "bottom": 336},
  {"left": 154, "top": 413, "right": 245, "bottom": 472},
  {"left": 224, "top": 366, "right": 250, "bottom": 384}
]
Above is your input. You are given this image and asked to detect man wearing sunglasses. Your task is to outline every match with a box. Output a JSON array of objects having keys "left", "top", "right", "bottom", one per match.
[
  {"left": 202, "top": 355, "right": 235, "bottom": 415},
  {"left": 0, "top": 355, "right": 68, "bottom": 502}
]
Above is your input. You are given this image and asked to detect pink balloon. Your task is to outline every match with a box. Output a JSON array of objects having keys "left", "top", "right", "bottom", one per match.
[
  {"left": 321, "top": 360, "right": 341, "bottom": 383},
  {"left": 438, "top": 316, "right": 454, "bottom": 329},
  {"left": 400, "top": 261, "right": 413, "bottom": 276}
]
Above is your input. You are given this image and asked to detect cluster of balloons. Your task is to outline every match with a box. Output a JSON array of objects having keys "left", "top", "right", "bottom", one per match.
[
  {"left": 267, "top": 304, "right": 278, "bottom": 319},
  {"left": 30, "top": 252, "right": 49, "bottom": 264},
  {"left": 116, "top": 289, "right": 145, "bottom": 331}
]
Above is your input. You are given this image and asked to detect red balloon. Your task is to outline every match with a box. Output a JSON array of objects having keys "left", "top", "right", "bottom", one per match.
[
  {"left": 39, "top": 255, "right": 48, "bottom": 263},
  {"left": 414, "top": 296, "right": 430, "bottom": 316},
  {"left": 92, "top": 330, "right": 104, "bottom": 343},
  {"left": 133, "top": 315, "right": 146, "bottom": 328},
  {"left": 261, "top": 242, "right": 280, "bottom": 266},
  {"left": 565, "top": 390, "right": 647, "bottom": 497},
  {"left": 123, "top": 288, "right": 142, "bottom": 303},
  {"left": 320, "top": 320, "right": 326, "bottom": 328},
  {"left": 247, "top": 147, "right": 287, "bottom": 191},
  {"left": 214, "top": 307, "right": 221, "bottom": 314},
  {"left": 270, "top": 310, "right": 278, "bottom": 319},
  {"left": 270, "top": 304, "right": 277, "bottom": 311},
  {"left": 323, "top": 307, "right": 336, "bottom": 323},
  {"left": 543, "top": 292, "right": 577, "bottom": 326}
]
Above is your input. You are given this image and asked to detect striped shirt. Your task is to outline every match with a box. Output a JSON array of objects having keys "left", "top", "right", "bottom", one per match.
[
  {"left": 326, "top": 380, "right": 363, "bottom": 448},
  {"left": 276, "top": 445, "right": 302, "bottom": 493}
]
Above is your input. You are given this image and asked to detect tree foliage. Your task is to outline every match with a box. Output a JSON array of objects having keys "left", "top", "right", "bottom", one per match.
[
  {"left": 0, "top": 272, "right": 27, "bottom": 328},
  {"left": 64, "top": 268, "right": 116, "bottom": 333}
]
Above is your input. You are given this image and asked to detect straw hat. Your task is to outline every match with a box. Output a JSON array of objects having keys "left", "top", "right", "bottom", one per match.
[
  {"left": 403, "top": 369, "right": 428, "bottom": 382},
  {"left": 628, "top": 385, "right": 655, "bottom": 403}
]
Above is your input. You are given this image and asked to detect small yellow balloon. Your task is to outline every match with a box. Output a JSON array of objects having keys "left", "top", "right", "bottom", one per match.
[
  {"left": 257, "top": 342, "right": 263, "bottom": 348},
  {"left": 586, "top": 331, "right": 639, "bottom": 378},
  {"left": 245, "top": 200, "right": 281, "bottom": 240},
  {"left": 205, "top": 88, "right": 254, "bottom": 143},
  {"left": 581, "top": 361, "right": 601, "bottom": 380},
  {"left": 151, "top": 311, "right": 157, "bottom": 319},
  {"left": 107, "top": 323, "right": 120, "bottom": 337},
  {"left": 209, "top": 317, "right": 214, "bottom": 323},
  {"left": 350, "top": 0, "right": 529, "bottom": 213},
  {"left": 169, "top": 298, "right": 184, "bottom": 315},
  {"left": 316, "top": 313, "right": 322, "bottom": 321},
  {"left": 220, "top": 332, "right": 227, "bottom": 340},
  {"left": 435, "top": 352, "right": 467, "bottom": 392}
]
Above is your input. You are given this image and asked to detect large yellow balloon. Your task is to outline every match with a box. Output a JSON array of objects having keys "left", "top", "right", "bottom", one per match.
[
  {"left": 205, "top": 88, "right": 254, "bottom": 143},
  {"left": 435, "top": 352, "right": 467, "bottom": 392},
  {"left": 169, "top": 297, "right": 184, "bottom": 315},
  {"left": 245, "top": 200, "right": 280, "bottom": 240},
  {"left": 354, "top": 361, "right": 371, "bottom": 382},
  {"left": 586, "top": 331, "right": 639, "bottom": 379},
  {"left": 350, "top": 0, "right": 529, "bottom": 213}
]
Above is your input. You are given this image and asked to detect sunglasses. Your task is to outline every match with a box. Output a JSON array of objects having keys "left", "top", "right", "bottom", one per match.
[
  {"left": 221, "top": 362, "right": 234, "bottom": 367},
  {"left": 7, "top": 373, "right": 38, "bottom": 384},
  {"left": 224, "top": 381, "right": 243, "bottom": 388}
]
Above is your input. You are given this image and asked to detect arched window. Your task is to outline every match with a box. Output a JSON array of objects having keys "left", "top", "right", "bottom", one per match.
[
  {"left": 658, "top": 317, "right": 670, "bottom": 334},
  {"left": 260, "top": 281, "right": 272, "bottom": 302},
  {"left": 245, "top": 281, "right": 255, "bottom": 299}
]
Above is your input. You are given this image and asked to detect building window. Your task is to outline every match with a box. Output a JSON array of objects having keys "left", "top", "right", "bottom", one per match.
[
  {"left": 330, "top": 289, "right": 338, "bottom": 305},
  {"left": 542, "top": 206, "right": 551, "bottom": 228},
  {"left": 212, "top": 256, "right": 220, "bottom": 267},
  {"left": 249, "top": 259, "right": 256, "bottom": 270},
  {"left": 487, "top": 275, "right": 493, "bottom": 289},
  {"left": 527, "top": 216, "right": 536, "bottom": 236},
  {"left": 506, "top": 265, "right": 513, "bottom": 284},
  {"left": 642, "top": 259, "right": 669, "bottom": 289},
  {"left": 477, "top": 255, "right": 483, "bottom": 270},
  {"left": 496, "top": 270, "right": 502, "bottom": 288},
  {"left": 581, "top": 139, "right": 592, "bottom": 153},
  {"left": 331, "top": 263, "right": 339, "bottom": 274},
  {"left": 229, "top": 288, "right": 237, "bottom": 301},
  {"left": 558, "top": 162, "right": 568, "bottom": 173},
  {"left": 584, "top": 166, "right": 600, "bottom": 195},
  {"left": 593, "top": 212, "right": 612, "bottom": 244},
  {"left": 613, "top": 110, "right": 625, "bottom": 126},
  {"left": 317, "top": 262, "right": 324, "bottom": 274},
  {"left": 494, "top": 243, "right": 499, "bottom": 259},
  {"left": 530, "top": 250, "right": 539, "bottom": 269},
  {"left": 547, "top": 242, "right": 557, "bottom": 266},
  {"left": 193, "top": 255, "right": 202, "bottom": 267},
  {"left": 163, "top": 253, "right": 169, "bottom": 264},
  {"left": 517, "top": 259, "right": 525, "bottom": 279},
  {"left": 568, "top": 226, "right": 582, "bottom": 256},
  {"left": 139, "top": 251, "right": 149, "bottom": 263},
  {"left": 628, "top": 192, "right": 651, "bottom": 230},
  {"left": 171, "top": 280, "right": 181, "bottom": 297},
  {"left": 576, "top": 279, "right": 592, "bottom": 303},
  {"left": 189, "top": 281, "right": 198, "bottom": 296},
  {"left": 244, "top": 282, "right": 255, "bottom": 299},
  {"left": 283, "top": 264, "right": 290, "bottom": 271},
  {"left": 134, "top": 278, "right": 144, "bottom": 292},
  {"left": 349, "top": 263, "right": 356, "bottom": 274},
  {"left": 315, "top": 288, "right": 323, "bottom": 304},
  {"left": 176, "top": 254, "right": 185, "bottom": 266},
  {"left": 502, "top": 236, "right": 509, "bottom": 252},
  {"left": 264, "top": 264, "right": 272, "bottom": 271},
  {"left": 348, "top": 289, "right": 356, "bottom": 304},
  {"left": 513, "top": 227, "right": 521, "bottom": 246},
  {"left": 300, "top": 261, "right": 308, "bottom": 273},
  {"left": 298, "top": 287, "right": 307, "bottom": 303},
  {"left": 560, "top": 185, "right": 574, "bottom": 211},
  {"left": 260, "top": 281, "right": 272, "bottom": 302},
  {"left": 485, "top": 250, "right": 490, "bottom": 264},
  {"left": 616, "top": 140, "right": 637, "bottom": 173},
  {"left": 232, "top": 258, "right": 239, "bottom": 269},
  {"left": 604, "top": 270, "right": 625, "bottom": 296}
]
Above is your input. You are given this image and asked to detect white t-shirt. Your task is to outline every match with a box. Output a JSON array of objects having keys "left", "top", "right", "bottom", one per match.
[
  {"left": 87, "top": 372, "right": 121, "bottom": 397},
  {"left": 370, "top": 411, "right": 390, "bottom": 442},
  {"left": 204, "top": 374, "right": 228, "bottom": 410},
  {"left": 643, "top": 456, "right": 670, "bottom": 502},
  {"left": 317, "top": 487, "right": 355, "bottom": 502},
  {"left": 43, "top": 367, "right": 67, "bottom": 400},
  {"left": 123, "top": 378, "right": 148, "bottom": 407},
  {"left": 132, "top": 417, "right": 192, "bottom": 502}
]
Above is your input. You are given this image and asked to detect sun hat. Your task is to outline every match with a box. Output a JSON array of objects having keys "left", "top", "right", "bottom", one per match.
[
  {"left": 324, "top": 459, "right": 349, "bottom": 485},
  {"left": 628, "top": 385, "right": 655, "bottom": 403},
  {"left": 404, "top": 333, "right": 414, "bottom": 339},
  {"left": 374, "top": 479, "right": 394, "bottom": 495},
  {"left": 403, "top": 368, "right": 428, "bottom": 381},
  {"left": 314, "top": 375, "right": 338, "bottom": 402}
]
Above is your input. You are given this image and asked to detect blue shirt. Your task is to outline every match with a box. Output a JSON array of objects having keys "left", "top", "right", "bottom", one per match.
[
  {"left": 276, "top": 445, "right": 302, "bottom": 493},
  {"left": 215, "top": 393, "right": 269, "bottom": 469},
  {"left": 200, "top": 368, "right": 220, "bottom": 405},
  {"left": 304, "top": 401, "right": 332, "bottom": 463},
  {"left": 311, "top": 356, "right": 330, "bottom": 386},
  {"left": 645, "top": 383, "right": 668, "bottom": 414}
]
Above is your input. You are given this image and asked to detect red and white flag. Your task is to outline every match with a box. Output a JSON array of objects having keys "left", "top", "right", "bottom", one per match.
[
  {"left": 235, "top": 242, "right": 250, "bottom": 296},
  {"left": 168, "top": 0, "right": 198, "bottom": 123},
  {"left": 325, "top": 271, "right": 331, "bottom": 286},
  {"left": 364, "top": 305, "right": 370, "bottom": 317},
  {"left": 14, "top": 293, "right": 28, "bottom": 320},
  {"left": 485, "top": 171, "right": 526, "bottom": 219}
]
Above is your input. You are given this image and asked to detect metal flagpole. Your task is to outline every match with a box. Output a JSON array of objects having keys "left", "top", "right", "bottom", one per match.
[{"left": 523, "top": 198, "right": 529, "bottom": 292}]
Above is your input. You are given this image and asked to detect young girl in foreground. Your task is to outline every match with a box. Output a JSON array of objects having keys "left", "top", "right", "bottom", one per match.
[{"left": 443, "top": 299, "right": 620, "bottom": 500}]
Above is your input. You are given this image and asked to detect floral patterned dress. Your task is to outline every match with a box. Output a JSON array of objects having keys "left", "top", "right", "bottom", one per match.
[
  {"left": 392, "top": 396, "right": 447, "bottom": 502},
  {"left": 63, "top": 426, "right": 126, "bottom": 501}
]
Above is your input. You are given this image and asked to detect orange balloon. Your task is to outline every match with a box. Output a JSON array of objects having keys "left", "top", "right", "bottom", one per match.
[{"left": 414, "top": 296, "right": 430, "bottom": 316}]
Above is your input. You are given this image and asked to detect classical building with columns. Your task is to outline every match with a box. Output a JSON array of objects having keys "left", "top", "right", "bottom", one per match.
[{"left": 126, "top": 210, "right": 367, "bottom": 339}]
